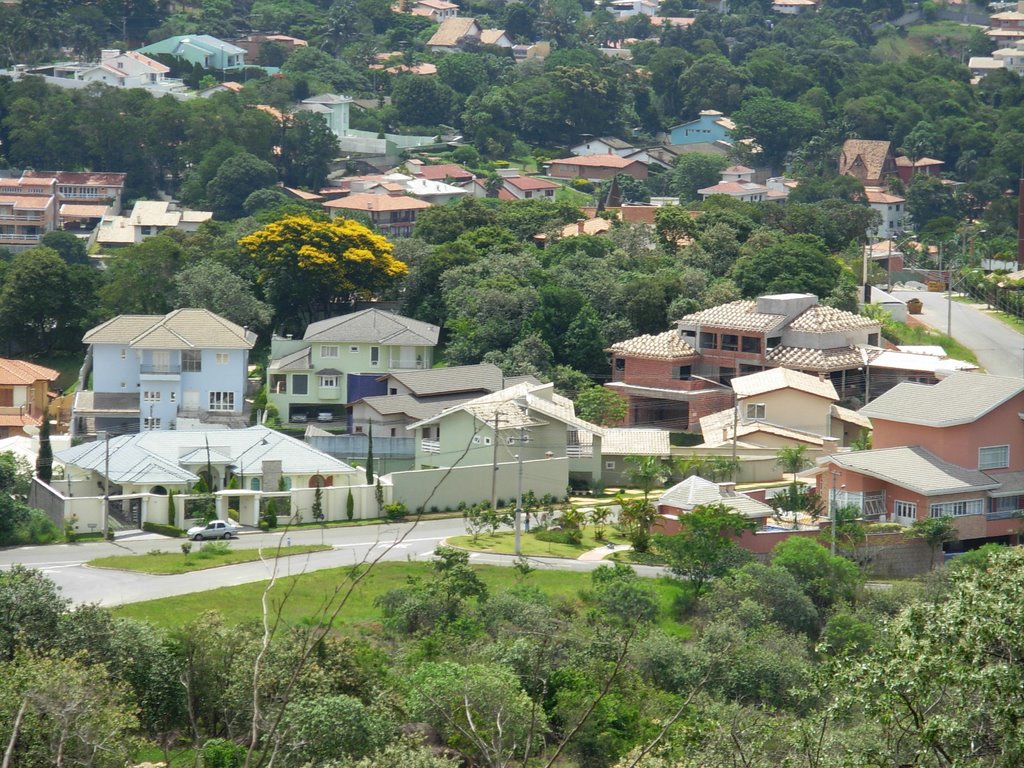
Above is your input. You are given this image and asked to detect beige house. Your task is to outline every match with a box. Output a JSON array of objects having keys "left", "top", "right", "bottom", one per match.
[{"left": 96, "top": 200, "right": 213, "bottom": 248}]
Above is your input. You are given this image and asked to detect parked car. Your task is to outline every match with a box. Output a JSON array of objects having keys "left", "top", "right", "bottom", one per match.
[
  {"left": 317, "top": 411, "right": 333, "bottom": 423},
  {"left": 187, "top": 520, "right": 239, "bottom": 540},
  {"left": 290, "top": 412, "right": 308, "bottom": 423}
]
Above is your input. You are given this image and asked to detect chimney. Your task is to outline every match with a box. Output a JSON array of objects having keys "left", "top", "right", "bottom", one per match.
[
  {"left": 718, "top": 481, "right": 736, "bottom": 495},
  {"left": 577, "top": 218, "right": 586, "bottom": 234},
  {"left": 821, "top": 437, "right": 840, "bottom": 455},
  {"left": 1017, "top": 178, "right": 1024, "bottom": 270}
]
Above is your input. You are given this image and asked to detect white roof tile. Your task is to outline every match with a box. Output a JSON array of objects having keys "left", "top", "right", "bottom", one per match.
[
  {"left": 606, "top": 330, "right": 696, "bottom": 360},
  {"left": 731, "top": 367, "right": 837, "bottom": 401},
  {"left": 658, "top": 475, "right": 774, "bottom": 518},
  {"left": 677, "top": 300, "right": 786, "bottom": 332},
  {"left": 827, "top": 446, "right": 999, "bottom": 496}
]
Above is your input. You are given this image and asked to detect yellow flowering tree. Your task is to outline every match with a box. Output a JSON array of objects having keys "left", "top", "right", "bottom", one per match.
[{"left": 239, "top": 215, "right": 408, "bottom": 331}]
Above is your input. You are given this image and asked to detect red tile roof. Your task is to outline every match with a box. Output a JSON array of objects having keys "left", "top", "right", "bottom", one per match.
[
  {"left": 0, "top": 358, "right": 59, "bottom": 385},
  {"left": 324, "top": 193, "right": 433, "bottom": 212},
  {"left": 549, "top": 155, "right": 640, "bottom": 169},
  {"left": 504, "top": 175, "right": 560, "bottom": 191}
]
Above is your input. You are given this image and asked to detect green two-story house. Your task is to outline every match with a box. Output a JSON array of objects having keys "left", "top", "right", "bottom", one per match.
[{"left": 266, "top": 309, "right": 439, "bottom": 425}]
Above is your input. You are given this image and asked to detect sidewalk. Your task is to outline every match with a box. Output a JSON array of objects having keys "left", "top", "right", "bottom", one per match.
[{"left": 577, "top": 544, "right": 632, "bottom": 561}]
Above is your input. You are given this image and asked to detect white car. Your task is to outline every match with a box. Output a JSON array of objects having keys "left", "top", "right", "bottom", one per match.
[{"left": 186, "top": 520, "right": 239, "bottom": 540}]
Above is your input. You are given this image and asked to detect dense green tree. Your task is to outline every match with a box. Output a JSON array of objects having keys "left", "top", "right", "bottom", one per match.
[
  {"left": 731, "top": 233, "right": 846, "bottom": 298},
  {"left": 392, "top": 76, "right": 457, "bottom": 128},
  {"left": 99, "top": 235, "right": 184, "bottom": 316},
  {"left": 770, "top": 536, "right": 861, "bottom": 612},
  {"left": 40, "top": 230, "right": 89, "bottom": 266},
  {"left": 732, "top": 95, "right": 823, "bottom": 171},
  {"left": 206, "top": 152, "right": 279, "bottom": 220},
  {"left": 281, "top": 111, "right": 339, "bottom": 191},
  {"left": 670, "top": 153, "right": 729, "bottom": 202},
  {"left": 174, "top": 260, "right": 273, "bottom": 330},
  {"left": 655, "top": 503, "right": 756, "bottom": 596}
]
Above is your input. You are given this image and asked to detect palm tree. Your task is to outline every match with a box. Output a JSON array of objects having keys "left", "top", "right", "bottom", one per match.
[
  {"left": 907, "top": 516, "right": 959, "bottom": 570},
  {"left": 776, "top": 445, "right": 811, "bottom": 485},
  {"left": 624, "top": 455, "right": 670, "bottom": 501}
]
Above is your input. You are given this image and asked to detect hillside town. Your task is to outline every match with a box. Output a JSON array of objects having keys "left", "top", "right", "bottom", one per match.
[{"left": 2, "top": 0, "right": 1024, "bottom": 765}]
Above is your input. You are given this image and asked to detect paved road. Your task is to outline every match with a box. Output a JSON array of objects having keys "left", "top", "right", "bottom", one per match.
[
  {"left": 0, "top": 516, "right": 653, "bottom": 607},
  {"left": 893, "top": 290, "right": 1024, "bottom": 377}
]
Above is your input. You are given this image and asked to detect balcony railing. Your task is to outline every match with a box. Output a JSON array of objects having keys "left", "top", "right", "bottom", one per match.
[
  {"left": 140, "top": 363, "right": 181, "bottom": 375},
  {"left": 0, "top": 232, "right": 42, "bottom": 242},
  {"left": 567, "top": 445, "right": 593, "bottom": 458},
  {"left": 389, "top": 358, "right": 426, "bottom": 370},
  {"left": 421, "top": 439, "right": 440, "bottom": 454},
  {"left": 987, "top": 508, "right": 1022, "bottom": 521}
]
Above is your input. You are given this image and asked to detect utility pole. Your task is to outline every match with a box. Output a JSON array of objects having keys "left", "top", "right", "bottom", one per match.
[
  {"left": 490, "top": 410, "right": 500, "bottom": 510},
  {"left": 513, "top": 400, "right": 529, "bottom": 556},
  {"left": 830, "top": 470, "right": 841, "bottom": 555},
  {"left": 101, "top": 431, "right": 110, "bottom": 538}
]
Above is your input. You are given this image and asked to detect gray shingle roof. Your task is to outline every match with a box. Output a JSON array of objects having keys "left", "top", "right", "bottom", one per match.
[
  {"left": 269, "top": 347, "right": 312, "bottom": 371},
  {"left": 658, "top": 475, "right": 773, "bottom": 518},
  {"left": 83, "top": 309, "right": 256, "bottom": 350},
  {"left": 384, "top": 363, "right": 504, "bottom": 397},
  {"left": 357, "top": 393, "right": 472, "bottom": 421},
  {"left": 828, "top": 445, "right": 999, "bottom": 496},
  {"left": 303, "top": 309, "right": 439, "bottom": 346},
  {"left": 858, "top": 372, "right": 1024, "bottom": 427}
]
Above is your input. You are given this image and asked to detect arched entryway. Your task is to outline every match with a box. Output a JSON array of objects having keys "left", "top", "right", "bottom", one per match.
[{"left": 308, "top": 475, "right": 334, "bottom": 488}]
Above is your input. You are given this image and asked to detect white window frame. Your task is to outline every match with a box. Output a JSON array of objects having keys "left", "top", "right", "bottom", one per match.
[
  {"left": 208, "top": 391, "right": 235, "bottom": 411},
  {"left": 321, "top": 346, "right": 339, "bottom": 358},
  {"left": 370, "top": 346, "right": 380, "bottom": 366},
  {"left": 605, "top": 460, "right": 616, "bottom": 470},
  {"left": 120, "top": 348, "right": 127, "bottom": 360},
  {"left": 893, "top": 500, "right": 917, "bottom": 524},
  {"left": 182, "top": 349, "right": 202, "bottom": 372},
  {"left": 319, "top": 376, "right": 338, "bottom": 389},
  {"left": 979, "top": 445, "right": 1009, "bottom": 470},
  {"left": 170, "top": 391, "right": 177, "bottom": 403},
  {"left": 143, "top": 391, "right": 161, "bottom": 402},
  {"left": 483, "top": 436, "right": 492, "bottom": 445},
  {"left": 349, "top": 345, "right": 360, "bottom": 354},
  {"left": 929, "top": 499, "right": 983, "bottom": 518},
  {"left": 215, "top": 352, "right": 229, "bottom": 365},
  {"left": 143, "top": 417, "right": 161, "bottom": 429},
  {"left": 745, "top": 403, "right": 766, "bottom": 420}
]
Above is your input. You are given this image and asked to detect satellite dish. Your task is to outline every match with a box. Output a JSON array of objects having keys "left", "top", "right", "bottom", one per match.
[{"left": 23, "top": 425, "right": 39, "bottom": 436}]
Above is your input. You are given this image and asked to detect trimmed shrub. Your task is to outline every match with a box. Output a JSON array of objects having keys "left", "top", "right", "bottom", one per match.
[{"left": 142, "top": 522, "right": 185, "bottom": 538}]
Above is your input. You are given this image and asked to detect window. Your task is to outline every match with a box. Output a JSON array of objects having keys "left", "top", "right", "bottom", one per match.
[
  {"left": 868, "top": 333, "right": 879, "bottom": 346},
  {"left": 615, "top": 358, "right": 625, "bottom": 371},
  {"left": 370, "top": 347, "right": 380, "bottom": 366},
  {"left": 143, "top": 391, "right": 161, "bottom": 402},
  {"left": 699, "top": 332, "right": 717, "bottom": 350},
  {"left": 216, "top": 353, "right": 229, "bottom": 365},
  {"left": 319, "top": 376, "right": 338, "bottom": 388},
  {"left": 270, "top": 374, "right": 287, "bottom": 394},
  {"left": 250, "top": 478, "right": 261, "bottom": 491},
  {"left": 292, "top": 375, "right": 308, "bottom": 395},
  {"left": 741, "top": 336, "right": 761, "bottom": 354},
  {"left": 349, "top": 346, "right": 360, "bottom": 354},
  {"left": 929, "top": 499, "right": 983, "bottom": 518},
  {"left": 766, "top": 336, "right": 781, "bottom": 350},
  {"left": 182, "top": 350, "right": 202, "bottom": 372},
  {"left": 745, "top": 403, "right": 766, "bottom": 420},
  {"left": 720, "top": 367, "right": 735, "bottom": 384},
  {"left": 209, "top": 391, "right": 235, "bottom": 411},
  {"left": 170, "top": 392, "right": 177, "bottom": 403},
  {"left": 321, "top": 346, "right": 339, "bottom": 358},
  {"left": 120, "top": 349, "right": 127, "bottom": 360},
  {"left": 389, "top": 387, "right": 398, "bottom": 395},
  {"left": 893, "top": 500, "right": 917, "bottom": 523},
  {"left": 675, "top": 365, "right": 692, "bottom": 380},
  {"left": 0, "top": 389, "right": 11, "bottom": 407},
  {"left": 144, "top": 417, "right": 161, "bottom": 429},
  {"left": 390, "top": 428, "right": 397, "bottom": 437},
  {"left": 472, "top": 435, "right": 481, "bottom": 444},
  {"left": 605, "top": 460, "right": 616, "bottom": 470},
  {"left": 721, "top": 334, "right": 739, "bottom": 352},
  {"left": 979, "top": 445, "right": 1009, "bottom": 470},
  {"left": 483, "top": 436, "right": 492, "bottom": 445}
]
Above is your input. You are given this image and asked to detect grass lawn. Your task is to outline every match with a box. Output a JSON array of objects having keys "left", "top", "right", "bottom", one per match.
[
  {"left": 889, "top": 321, "right": 979, "bottom": 366},
  {"left": 447, "top": 525, "right": 630, "bottom": 559},
  {"left": 134, "top": 746, "right": 196, "bottom": 767},
  {"left": 555, "top": 184, "right": 594, "bottom": 207},
  {"left": 112, "top": 561, "right": 693, "bottom": 638},
  {"left": 953, "top": 295, "right": 1024, "bottom": 335},
  {"left": 89, "top": 544, "right": 331, "bottom": 574}
]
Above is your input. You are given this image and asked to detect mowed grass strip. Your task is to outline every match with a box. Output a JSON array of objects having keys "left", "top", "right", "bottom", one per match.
[
  {"left": 89, "top": 544, "right": 332, "bottom": 575},
  {"left": 447, "top": 526, "right": 630, "bottom": 559},
  {"left": 112, "top": 561, "right": 692, "bottom": 638}
]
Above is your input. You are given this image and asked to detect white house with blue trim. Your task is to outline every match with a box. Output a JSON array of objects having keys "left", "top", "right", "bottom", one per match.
[{"left": 72, "top": 309, "right": 256, "bottom": 436}]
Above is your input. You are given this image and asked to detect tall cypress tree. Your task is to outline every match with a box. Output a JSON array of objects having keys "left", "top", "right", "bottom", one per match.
[
  {"left": 35, "top": 408, "right": 52, "bottom": 484},
  {"left": 365, "top": 422, "right": 374, "bottom": 485}
]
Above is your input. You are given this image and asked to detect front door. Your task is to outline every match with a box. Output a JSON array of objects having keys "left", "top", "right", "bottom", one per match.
[{"left": 184, "top": 390, "right": 199, "bottom": 409}]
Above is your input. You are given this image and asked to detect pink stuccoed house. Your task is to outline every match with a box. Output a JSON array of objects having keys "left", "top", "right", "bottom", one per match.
[{"left": 812, "top": 372, "right": 1024, "bottom": 549}]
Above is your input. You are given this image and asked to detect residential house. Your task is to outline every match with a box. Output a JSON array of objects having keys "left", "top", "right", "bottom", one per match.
[
  {"left": 590, "top": 428, "right": 672, "bottom": 487},
  {"left": 668, "top": 110, "right": 736, "bottom": 147},
  {"left": 405, "top": 161, "right": 475, "bottom": 184},
  {"left": 623, "top": 145, "right": 682, "bottom": 170},
  {"left": 547, "top": 154, "right": 649, "bottom": 182},
  {"left": 296, "top": 93, "right": 352, "bottom": 139},
  {"left": 266, "top": 309, "right": 440, "bottom": 423},
  {"left": 894, "top": 155, "right": 945, "bottom": 184},
  {"left": 0, "top": 359, "right": 60, "bottom": 437},
  {"left": 657, "top": 475, "right": 774, "bottom": 520},
  {"left": 72, "top": 309, "right": 256, "bottom": 436},
  {"left": 232, "top": 33, "right": 308, "bottom": 64},
  {"left": 989, "top": 2, "right": 1024, "bottom": 31},
  {"left": 23, "top": 170, "right": 127, "bottom": 212},
  {"left": 0, "top": 192, "right": 57, "bottom": 250},
  {"left": 407, "top": 381, "right": 605, "bottom": 487},
  {"left": 469, "top": 172, "right": 560, "bottom": 200},
  {"left": 395, "top": 0, "right": 460, "bottom": 21},
  {"left": 427, "top": 17, "right": 483, "bottom": 51},
  {"left": 814, "top": 373, "right": 1024, "bottom": 547},
  {"left": 772, "top": 0, "right": 816, "bottom": 13},
  {"left": 78, "top": 49, "right": 172, "bottom": 89},
  {"left": 865, "top": 187, "right": 908, "bottom": 239},
  {"left": 570, "top": 137, "right": 636, "bottom": 158},
  {"left": 349, "top": 363, "right": 528, "bottom": 435},
  {"left": 479, "top": 29, "right": 513, "bottom": 47},
  {"left": 606, "top": 293, "right": 882, "bottom": 430},
  {"left": 96, "top": 200, "right": 213, "bottom": 248},
  {"left": 404, "top": 178, "right": 469, "bottom": 205},
  {"left": 610, "top": 0, "right": 659, "bottom": 17},
  {"left": 137, "top": 35, "right": 246, "bottom": 70},
  {"left": 323, "top": 193, "right": 433, "bottom": 237},
  {"left": 647, "top": 16, "right": 696, "bottom": 28},
  {"left": 698, "top": 180, "right": 770, "bottom": 203},
  {"left": 512, "top": 42, "right": 551, "bottom": 61},
  {"left": 838, "top": 139, "right": 897, "bottom": 186}
]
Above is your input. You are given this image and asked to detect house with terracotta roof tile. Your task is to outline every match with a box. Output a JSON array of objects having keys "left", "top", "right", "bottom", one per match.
[
  {"left": 323, "top": 193, "right": 433, "bottom": 237},
  {"left": 548, "top": 154, "right": 648, "bottom": 181},
  {"left": 0, "top": 359, "right": 60, "bottom": 437},
  {"left": 811, "top": 372, "right": 1024, "bottom": 549},
  {"left": 864, "top": 187, "right": 907, "bottom": 239},
  {"left": 838, "top": 139, "right": 897, "bottom": 186},
  {"left": 605, "top": 294, "right": 883, "bottom": 430},
  {"left": 469, "top": 172, "right": 560, "bottom": 200}
]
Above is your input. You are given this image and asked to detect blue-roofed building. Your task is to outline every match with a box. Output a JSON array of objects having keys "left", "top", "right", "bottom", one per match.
[
  {"left": 137, "top": 35, "right": 246, "bottom": 70},
  {"left": 668, "top": 109, "right": 736, "bottom": 147}
]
